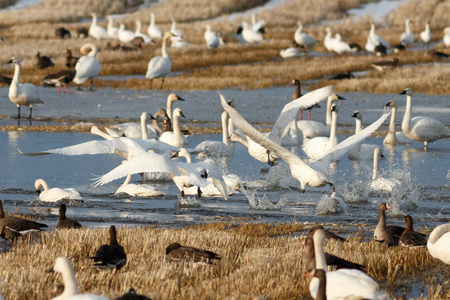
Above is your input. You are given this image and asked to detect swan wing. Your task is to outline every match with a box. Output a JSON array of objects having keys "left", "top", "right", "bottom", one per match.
[
  {"left": 220, "top": 92, "right": 308, "bottom": 168},
  {"left": 311, "top": 107, "right": 391, "bottom": 171},
  {"left": 268, "top": 86, "right": 333, "bottom": 143},
  {"left": 74, "top": 56, "right": 101, "bottom": 83},
  {"left": 195, "top": 160, "right": 228, "bottom": 199},
  {"left": 93, "top": 152, "right": 181, "bottom": 186},
  {"left": 146, "top": 57, "right": 171, "bottom": 78},
  {"left": 175, "top": 162, "right": 210, "bottom": 188}
]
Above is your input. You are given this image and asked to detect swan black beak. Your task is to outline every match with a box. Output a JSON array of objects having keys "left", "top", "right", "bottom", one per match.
[
  {"left": 399, "top": 90, "right": 407, "bottom": 95},
  {"left": 385, "top": 101, "right": 392, "bottom": 107},
  {"left": 179, "top": 111, "right": 186, "bottom": 118},
  {"left": 36, "top": 189, "right": 41, "bottom": 194},
  {"left": 6, "top": 59, "right": 13, "bottom": 64},
  {"left": 337, "top": 95, "right": 346, "bottom": 100},
  {"left": 149, "top": 113, "right": 156, "bottom": 120},
  {"left": 290, "top": 186, "right": 305, "bottom": 193},
  {"left": 177, "top": 96, "right": 185, "bottom": 101},
  {"left": 351, "top": 111, "right": 359, "bottom": 118},
  {"left": 329, "top": 183, "right": 335, "bottom": 193},
  {"left": 171, "top": 151, "right": 179, "bottom": 158}
]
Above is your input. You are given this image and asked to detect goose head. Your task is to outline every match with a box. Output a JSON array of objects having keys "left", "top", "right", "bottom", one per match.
[
  {"left": 289, "top": 78, "right": 300, "bottom": 86},
  {"left": 403, "top": 215, "right": 414, "bottom": 232},
  {"left": 6, "top": 57, "right": 20, "bottom": 65},
  {"left": 379, "top": 202, "right": 392, "bottom": 215},
  {"left": 399, "top": 88, "right": 412, "bottom": 96}
]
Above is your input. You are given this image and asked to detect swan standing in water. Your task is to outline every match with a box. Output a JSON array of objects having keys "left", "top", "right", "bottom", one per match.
[
  {"left": 147, "top": 13, "right": 163, "bottom": 39},
  {"left": 348, "top": 111, "right": 381, "bottom": 160},
  {"left": 383, "top": 100, "right": 411, "bottom": 145},
  {"left": 88, "top": 13, "right": 109, "bottom": 40},
  {"left": 73, "top": 43, "right": 101, "bottom": 91},
  {"left": 309, "top": 228, "right": 387, "bottom": 300},
  {"left": 399, "top": 88, "right": 450, "bottom": 147},
  {"left": 195, "top": 111, "right": 232, "bottom": 156},
  {"left": 115, "top": 174, "right": 163, "bottom": 197},
  {"left": 106, "top": 16, "right": 119, "bottom": 39},
  {"left": 427, "top": 223, "right": 450, "bottom": 265},
  {"left": 34, "top": 179, "right": 83, "bottom": 202},
  {"left": 369, "top": 147, "right": 403, "bottom": 193},
  {"left": 221, "top": 92, "right": 391, "bottom": 192},
  {"left": 159, "top": 108, "right": 188, "bottom": 147},
  {"left": 48, "top": 257, "right": 110, "bottom": 300},
  {"left": 400, "top": 19, "right": 414, "bottom": 45},
  {"left": 146, "top": 32, "right": 175, "bottom": 89},
  {"left": 6, "top": 57, "right": 43, "bottom": 119}
]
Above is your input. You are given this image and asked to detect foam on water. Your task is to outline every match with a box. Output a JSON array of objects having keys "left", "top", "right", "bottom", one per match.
[{"left": 242, "top": 188, "right": 288, "bottom": 210}]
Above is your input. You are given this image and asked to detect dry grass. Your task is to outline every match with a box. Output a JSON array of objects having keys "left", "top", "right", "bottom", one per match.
[{"left": 0, "top": 223, "right": 448, "bottom": 299}]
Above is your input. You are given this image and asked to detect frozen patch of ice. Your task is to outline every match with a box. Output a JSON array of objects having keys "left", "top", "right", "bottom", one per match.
[
  {"left": 347, "top": 0, "right": 410, "bottom": 23},
  {"left": 242, "top": 188, "right": 288, "bottom": 210}
]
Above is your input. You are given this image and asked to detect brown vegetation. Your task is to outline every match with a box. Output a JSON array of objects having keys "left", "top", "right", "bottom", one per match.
[{"left": 0, "top": 223, "right": 448, "bottom": 300}]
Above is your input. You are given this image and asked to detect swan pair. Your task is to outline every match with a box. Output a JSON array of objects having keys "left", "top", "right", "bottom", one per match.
[
  {"left": 73, "top": 43, "right": 101, "bottom": 91},
  {"left": 35, "top": 179, "right": 83, "bottom": 202},
  {"left": 324, "top": 27, "right": 350, "bottom": 54},
  {"left": 365, "top": 23, "right": 391, "bottom": 52},
  {"left": 7, "top": 57, "right": 43, "bottom": 119},
  {"left": 146, "top": 32, "right": 176, "bottom": 89},
  {"left": 204, "top": 25, "right": 221, "bottom": 49}
]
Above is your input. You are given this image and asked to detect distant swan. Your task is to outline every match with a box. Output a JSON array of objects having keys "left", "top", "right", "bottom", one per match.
[
  {"left": 106, "top": 16, "right": 119, "bottom": 39},
  {"left": 365, "top": 22, "right": 391, "bottom": 52},
  {"left": 118, "top": 21, "right": 136, "bottom": 43},
  {"left": 204, "top": 25, "right": 220, "bottom": 49},
  {"left": 146, "top": 32, "right": 175, "bottom": 89},
  {"left": 147, "top": 13, "right": 163, "bottom": 39},
  {"left": 419, "top": 20, "right": 432, "bottom": 48},
  {"left": 383, "top": 100, "right": 411, "bottom": 145},
  {"left": 400, "top": 19, "right": 414, "bottom": 45},
  {"left": 195, "top": 111, "right": 232, "bottom": 156},
  {"left": 89, "top": 13, "right": 109, "bottom": 40},
  {"left": 115, "top": 174, "right": 163, "bottom": 197},
  {"left": 73, "top": 43, "right": 101, "bottom": 91},
  {"left": 400, "top": 88, "right": 450, "bottom": 147},
  {"left": 348, "top": 111, "right": 381, "bottom": 160},
  {"left": 427, "top": 223, "right": 450, "bottom": 265},
  {"left": 34, "top": 178, "right": 83, "bottom": 202},
  {"left": 294, "top": 21, "right": 316, "bottom": 49},
  {"left": 134, "top": 20, "right": 154, "bottom": 44},
  {"left": 240, "top": 21, "right": 263, "bottom": 44},
  {"left": 7, "top": 57, "right": 43, "bottom": 119},
  {"left": 368, "top": 147, "right": 403, "bottom": 192}
]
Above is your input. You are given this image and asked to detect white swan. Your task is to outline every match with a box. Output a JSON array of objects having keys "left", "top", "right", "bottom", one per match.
[
  {"left": 49, "top": 257, "right": 109, "bottom": 300},
  {"left": 88, "top": 13, "right": 109, "bottom": 40},
  {"left": 221, "top": 92, "right": 391, "bottom": 192},
  {"left": 165, "top": 93, "right": 185, "bottom": 120},
  {"left": 383, "top": 100, "right": 411, "bottom": 145},
  {"left": 118, "top": 21, "right": 136, "bottom": 43},
  {"left": 324, "top": 27, "right": 336, "bottom": 52},
  {"left": 348, "top": 111, "right": 381, "bottom": 160},
  {"left": 134, "top": 20, "right": 154, "bottom": 44},
  {"left": 73, "top": 43, "right": 101, "bottom": 91},
  {"left": 147, "top": 13, "right": 163, "bottom": 39},
  {"left": 250, "top": 14, "right": 265, "bottom": 33},
  {"left": 331, "top": 33, "right": 351, "bottom": 54},
  {"left": 106, "top": 16, "right": 119, "bottom": 39},
  {"left": 35, "top": 179, "right": 82, "bottom": 203},
  {"left": 280, "top": 44, "right": 306, "bottom": 58},
  {"left": 241, "top": 21, "right": 263, "bottom": 44},
  {"left": 427, "top": 223, "right": 450, "bottom": 265},
  {"left": 443, "top": 27, "right": 450, "bottom": 47},
  {"left": 195, "top": 111, "right": 232, "bottom": 156},
  {"left": 400, "top": 88, "right": 450, "bottom": 147},
  {"left": 170, "top": 19, "right": 184, "bottom": 41},
  {"left": 369, "top": 147, "right": 403, "bottom": 193},
  {"left": 6, "top": 57, "right": 43, "bottom": 119},
  {"left": 115, "top": 174, "right": 163, "bottom": 197},
  {"left": 146, "top": 32, "right": 174, "bottom": 89},
  {"left": 111, "top": 112, "right": 158, "bottom": 139},
  {"left": 419, "top": 20, "right": 432, "bottom": 47},
  {"left": 294, "top": 21, "right": 316, "bottom": 49},
  {"left": 303, "top": 104, "right": 339, "bottom": 160},
  {"left": 159, "top": 108, "right": 188, "bottom": 147},
  {"left": 366, "top": 23, "right": 391, "bottom": 52},
  {"left": 400, "top": 19, "right": 414, "bottom": 45},
  {"left": 309, "top": 228, "right": 387, "bottom": 300},
  {"left": 204, "top": 25, "right": 220, "bottom": 49}
]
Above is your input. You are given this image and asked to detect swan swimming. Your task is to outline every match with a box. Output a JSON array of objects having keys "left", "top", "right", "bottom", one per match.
[
  {"left": 115, "top": 174, "right": 163, "bottom": 197},
  {"left": 73, "top": 43, "right": 101, "bottom": 91},
  {"left": 146, "top": 32, "right": 175, "bottom": 89},
  {"left": 399, "top": 88, "right": 450, "bottom": 147},
  {"left": 383, "top": 100, "right": 411, "bottom": 145},
  {"left": 34, "top": 179, "right": 82, "bottom": 203},
  {"left": 368, "top": 147, "right": 403, "bottom": 193},
  {"left": 348, "top": 111, "right": 381, "bottom": 160},
  {"left": 7, "top": 57, "right": 43, "bottom": 119},
  {"left": 159, "top": 108, "right": 188, "bottom": 147}
]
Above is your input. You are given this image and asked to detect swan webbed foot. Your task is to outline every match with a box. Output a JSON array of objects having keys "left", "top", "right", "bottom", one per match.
[{"left": 289, "top": 186, "right": 305, "bottom": 193}]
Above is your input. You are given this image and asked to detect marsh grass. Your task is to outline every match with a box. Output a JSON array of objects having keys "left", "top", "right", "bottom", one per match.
[{"left": 0, "top": 222, "right": 448, "bottom": 299}]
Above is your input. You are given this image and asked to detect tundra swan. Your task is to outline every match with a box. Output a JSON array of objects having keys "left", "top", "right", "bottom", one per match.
[
  {"left": 90, "top": 226, "right": 127, "bottom": 271},
  {"left": 55, "top": 204, "right": 82, "bottom": 230},
  {"left": 195, "top": 111, "right": 232, "bottom": 156},
  {"left": 115, "top": 174, "right": 163, "bottom": 197},
  {"left": 280, "top": 42, "right": 306, "bottom": 58},
  {"left": 166, "top": 242, "right": 221, "bottom": 264},
  {"left": 146, "top": 32, "right": 175, "bottom": 89},
  {"left": 366, "top": 23, "right": 391, "bottom": 52},
  {"left": 159, "top": 108, "right": 188, "bottom": 147},
  {"left": 106, "top": 16, "right": 119, "bottom": 39},
  {"left": 147, "top": 13, "right": 163, "bottom": 39},
  {"left": 166, "top": 93, "right": 185, "bottom": 120},
  {"left": 204, "top": 25, "right": 220, "bottom": 49},
  {"left": 111, "top": 112, "right": 158, "bottom": 139},
  {"left": 7, "top": 57, "right": 43, "bottom": 119},
  {"left": 383, "top": 100, "right": 411, "bottom": 145},
  {"left": 49, "top": 257, "right": 110, "bottom": 300},
  {"left": 323, "top": 27, "right": 336, "bottom": 52},
  {"left": 170, "top": 18, "right": 184, "bottom": 42},
  {"left": 374, "top": 202, "right": 405, "bottom": 246},
  {"left": 221, "top": 92, "right": 391, "bottom": 192},
  {"left": 419, "top": 20, "right": 432, "bottom": 48},
  {"left": 134, "top": 20, "right": 154, "bottom": 44},
  {"left": 303, "top": 104, "right": 339, "bottom": 160},
  {"left": 369, "top": 147, "right": 403, "bottom": 193},
  {"left": 400, "top": 215, "right": 427, "bottom": 247},
  {"left": 427, "top": 223, "right": 450, "bottom": 265},
  {"left": 118, "top": 21, "right": 136, "bottom": 43},
  {"left": 88, "top": 13, "right": 109, "bottom": 40},
  {"left": 400, "top": 19, "right": 414, "bottom": 45},
  {"left": 250, "top": 14, "right": 265, "bottom": 33},
  {"left": 399, "top": 88, "right": 450, "bottom": 147},
  {"left": 34, "top": 178, "right": 83, "bottom": 202},
  {"left": 348, "top": 111, "right": 381, "bottom": 160},
  {"left": 294, "top": 21, "right": 316, "bottom": 49},
  {"left": 73, "top": 43, "right": 101, "bottom": 91},
  {"left": 331, "top": 33, "right": 351, "bottom": 54},
  {"left": 240, "top": 21, "right": 263, "bottom": 44},
  {"left": 309, "top": 228, "right": 387, "bottom": 300},
  {"left": 443, "top": 27, "right": 450, "bottom": 47}
]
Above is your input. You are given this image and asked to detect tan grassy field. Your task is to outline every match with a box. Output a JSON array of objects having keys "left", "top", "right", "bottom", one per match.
[
  {"left": 0, "top": 223, "right": 448, "bottom": 300},
  {"left": 0, "top": 0, "right": 449, "bottom": 94}
]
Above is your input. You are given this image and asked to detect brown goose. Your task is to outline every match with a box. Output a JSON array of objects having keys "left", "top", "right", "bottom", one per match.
[
  {"left": 35, "top": 51, "right": 54, "bottom": 76},
  {"left": 90, "top": 225, "right": 127, "bottom": 272},
  {"left": 116, "top": 288, "right": 152, "bottom": 300},
  {"left": 55, "top": 204, "right": 82, "bottom": 230},
  {"left": 306, "top": 225, "right": 347, "bottom": 242},
  {"left": 43, "top": 69, "right": 75, "bottom": 93},
  {"left": 64, "top": 49, "right": 79, "bottom": 69},
  {"left": 374, "top": 202, "right": 405, "bottom": 246},
  {"left": 399, "top": 215, "right": 427, "bottom": 247},
  {"left": 289, "top": 79, "right": 320, "bottom": 121},
  {"left": 0, "top": 200, "right": 47, "bottom": 241},
  {"left": 165, "top": 242, "right": 221, "bottom": 264},
  {"left": 371, "top": 58, "right": 400, "bottom": 71}
]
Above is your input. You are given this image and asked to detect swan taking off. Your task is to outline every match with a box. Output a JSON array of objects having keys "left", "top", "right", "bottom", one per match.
[
  {"left": 146, "top": 32, "right": 175, "bottom": 89},
  {"left": 6, "top": 57, "right": 43, "bottom": 119},
  {"left": 73, "top": 43, "right": 101, "bottom": 91},
  {"left": 399, "top": 88, "right": 450, "bottom": 147},
  {"left": 34, "top": 179, "right": 83, "bottom": 202}
]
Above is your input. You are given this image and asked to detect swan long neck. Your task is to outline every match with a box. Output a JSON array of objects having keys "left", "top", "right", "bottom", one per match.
[
  {"left": 428, "top": 224, "right": 449, "bottom": 245},
  {"left": 386, "top": 106, "right": 397, "bottom": 143},
  {"left": 135, "top": 21, "right": 142, "bottom": 33},
  {"left": 221, "top": 111, "right": 229, "bottom": 145},
  {"left": 232, "top": 134, "right": 249, "bottom": 147},
  {"left": 108, "top": 18, "right": 113, "bottom": 29},
  {"left": 167, "top": 99, "right": 173, "bottom": 120},
  {"left": 37, "top": 179, "right": 49, "bottom": 192},
  {"left": 60, "top": 262, "right": 78, "bottom": 297},
  {"left": 119, "top": 174, "right": 132, "bottom": 190},
  {"left": 12, "top": 62, "right": 21, "bottom": 86},
  {"left": 91, "top": 14, "right": 97, "bottom": 26},
  {"left": 329, "top": 109, "right": 338, "bottom": 146},
  {"left": 162, "top": 33, "right": 170, "bottom": 58},
  {"left": 173, "top": 114, "right": 182, "bottom": 141},
  {"left": 372, "top": 151, "right": 379, "bottom": 180},
  {"left": 150, "top": 13, "right": 155, "bottom": 25},
  {"left": 141, "top": 113, "right": 149, "bottom": 140},
  {"left": 354, "top": 117, "right": 362, "bottom": 134},
  {"left": 406, "top": 20, "right": 412, "bottom": 33},
  {"left": 313, "top": 231, "right": 327, "bottom": 272},
  {"left": 401, "top": 94, "right": 412, "bottom": 135},
  {"left": 91, "top": 126, "right": 113, "bottom": 140},
  {"left": 326, "top": 98, "right": 333, "bottom": 125}
]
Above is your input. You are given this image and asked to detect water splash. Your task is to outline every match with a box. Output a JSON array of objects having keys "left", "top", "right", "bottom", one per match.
[
  {"left": 241, "top": 188, "right": 288, "bottom": 210},
  {"left": 175, "top": 196, "right": 201, "bottom": 208},
  {"left": 336, "top": 180, "right": 369, "bottom": 203},
  {"left": 316, "top": 192, "right": 348, "bottom": 215}
]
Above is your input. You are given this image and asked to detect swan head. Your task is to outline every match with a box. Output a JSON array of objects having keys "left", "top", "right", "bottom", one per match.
[
  {"left": 6, "top": 57, "right": 20, "bottom": 65},
  {"left": 444, "top": 27, "right": 450, "bottom": 34},
  {"left": 406, "top": 19, "right": 413, "bottom": 26},
  {"left": 328, "top": 93, "right": 345, "bottom": 102},
  {"left": 165, "top": 31, "right": 176, "bottom": 39},
  {"left": 385, "top": 100, "right": 397, "bottom": 109},
  {"left": 48, "top": 257, "right": 73, "bottom": 275},
  {"left": 107, "top": 16, "right": 113, "bottom": 22},
  {"left": 80, "top": 43, "right": 97, "bottom": 55},
  {"left": 296, "top": 21, "right": 303, "bottom": 28},
  {"left": 90, "top": 13, "right": 97, "bottom": 18},
  {"left": 330, "top": 103, "right": 338, "bottom": 112},
  {"left": 312, "top": 227, "right": 326, "bottom": 250},
  {"left": 351, "top": 111, "right": 360, "bottom": 119},
  {"left": 399, "top": 88, "right": 412, "bottom": 96},
  {"left": 173, "top": 108, "right": 186, "bottom": 118},
  {"left": 171, "top": 148, "right": 190, "bottom": 159},
  {"left": 168, "top": 93, "right": 185, "bottom": 103},
  {"left": 374, "top": 146, "right": 384, "bottom": 158},
  {"left": 34, "top": 178, "right": 44, "bottom": 193},
  {"left": 227, "top": 100, "right": 234, "bottom": 108}
]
